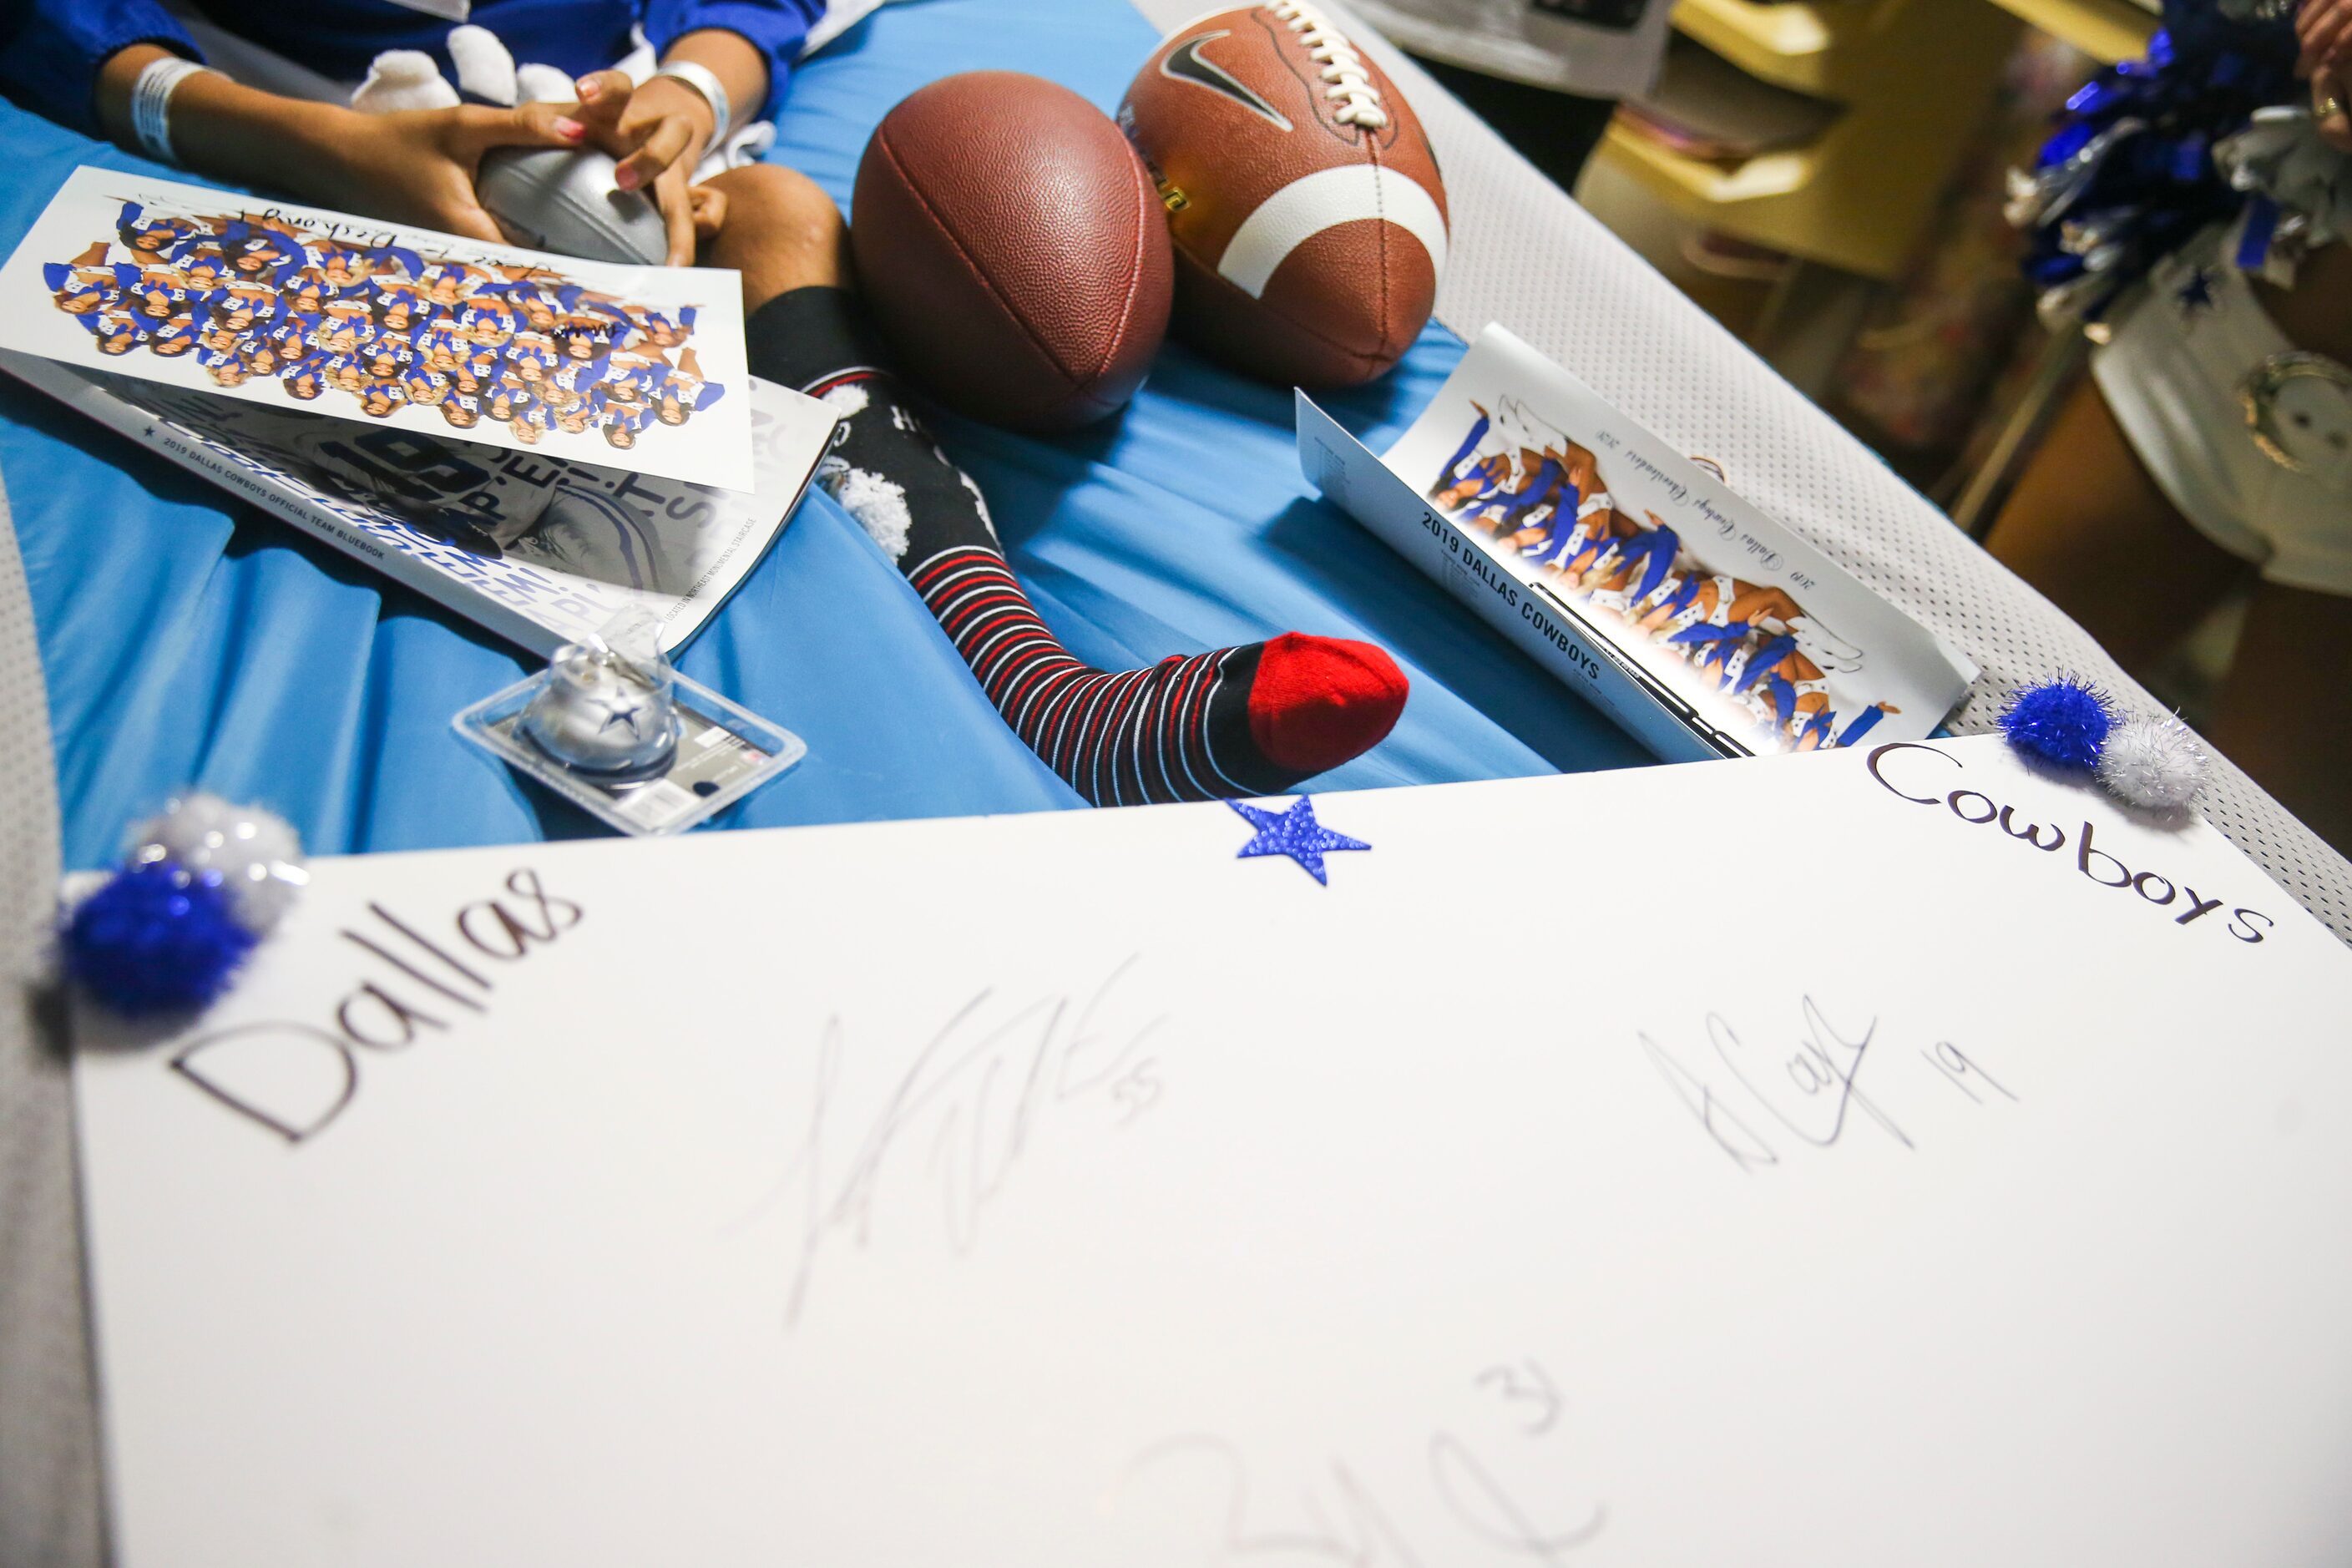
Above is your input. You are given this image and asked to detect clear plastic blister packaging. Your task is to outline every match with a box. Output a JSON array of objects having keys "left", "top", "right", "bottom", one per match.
[{"left": 453, "top": 614, "right": 805, "bottom": 837}]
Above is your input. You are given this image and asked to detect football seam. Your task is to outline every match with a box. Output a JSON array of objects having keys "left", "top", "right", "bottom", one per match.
[
  {"left": 1258, "top": 8, "right": 1350, "bottom": 151},
  {"left": 1095, "top": 147, "right": 1158, "bottom": 397},
  {"left": 1369, "top": 114, "right": 1395, "bottom": 359},
  {"left": 872, "top": 126, "right": 1086, "bottom": 399}
]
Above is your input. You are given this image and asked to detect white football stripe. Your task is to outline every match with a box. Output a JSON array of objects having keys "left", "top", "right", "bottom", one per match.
[{"left": 1215, "top": 165, "right": 1448, "bottom": 300}]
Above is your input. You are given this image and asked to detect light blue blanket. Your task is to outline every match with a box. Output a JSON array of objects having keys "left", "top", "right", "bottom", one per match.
[{"left": 0, "top": 0, "right": 1649, "bottom": 870}]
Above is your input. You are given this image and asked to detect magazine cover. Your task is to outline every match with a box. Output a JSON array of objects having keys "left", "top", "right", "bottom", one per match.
[
  {"left": 1302, "top": 324, "right": 1975, "bottom": 761},
  {"left": 3, "top": 350, "right": 832, "bottom": 657},
  {"left": 0, "top": 165, "right": 753, "bottom": 491}
]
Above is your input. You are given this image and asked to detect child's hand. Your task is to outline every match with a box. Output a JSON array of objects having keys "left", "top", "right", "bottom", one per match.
[
  {"left": 2299, "top": 0, "right": 2352, "bottom": 80},
  {"left": 2317, "top": 70, "right": 2352, "bottom": 151},
  {"left": 319, "top": 101, "right": 590, "bottom": 245},
  {"left": 568, "top": 70, "right": 714, "bottom": 265}
]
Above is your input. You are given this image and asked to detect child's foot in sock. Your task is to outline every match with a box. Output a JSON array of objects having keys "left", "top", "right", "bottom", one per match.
[
  {"left": 912, "top": 548, "right": 1404, "bottom": 805},
  {"left": 746, "top": 286, "right": 1409, "bottom": 805}
]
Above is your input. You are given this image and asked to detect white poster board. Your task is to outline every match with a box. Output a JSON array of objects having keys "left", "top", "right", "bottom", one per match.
[
  {"left": 0, "top": 167, "right": 753, "bottom": 490},
  {"left": 72, "top": 740, "right": 2352, "bottom": 1565}
]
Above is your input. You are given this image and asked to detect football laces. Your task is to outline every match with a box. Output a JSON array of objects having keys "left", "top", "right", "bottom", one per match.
[{"left": 1267, "top": 1, "right": 1389, "bottom": 129}]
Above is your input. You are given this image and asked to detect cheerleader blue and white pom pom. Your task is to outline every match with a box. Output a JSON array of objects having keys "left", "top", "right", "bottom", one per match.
[
  {"left": 2007, "top": 2, "right": 2309, "bottom": 329},
  {"left": 62, "top": 794, "right": 306, "bottom": 1016},
  {"left": 1999, "top": 676, "right": 2117, "bottom": 770},
  {"left": 2000, "top": 679, "right": 2211, "bottom": 811},
  {"left": 2097, "top": 712, "right": 2212, "bottom": 809}
]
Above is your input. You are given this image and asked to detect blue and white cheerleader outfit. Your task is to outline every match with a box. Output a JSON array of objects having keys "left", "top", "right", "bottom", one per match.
[{"left": 2011, "top": 0, "right": 2352, "bottom": 594}]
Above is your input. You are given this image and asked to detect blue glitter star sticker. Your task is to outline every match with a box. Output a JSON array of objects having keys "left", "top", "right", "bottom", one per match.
[{"left": 1225, "top": 797, "right": 1370, "bottom": 886}]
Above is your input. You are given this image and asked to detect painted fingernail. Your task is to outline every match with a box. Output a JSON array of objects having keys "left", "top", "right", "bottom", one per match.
[
  {"left": 555, "top": 117, "right": 586, "bottom": 140},
  {"left": 615, "top": 165, "right": 640, "bottom": 190}
]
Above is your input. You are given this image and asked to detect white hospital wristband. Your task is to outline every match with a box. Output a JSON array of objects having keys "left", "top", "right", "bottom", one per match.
[
  {"left": 648, "top": 59, "right": 731, "bottom": 143},
  {"left": 129, "top": 56, "right": 216, "bottom": 165}
]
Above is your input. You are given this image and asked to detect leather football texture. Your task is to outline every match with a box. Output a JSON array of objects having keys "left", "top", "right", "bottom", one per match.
[
  {"left": 1121, "top": 2, "right": 1449, "bottom": 388},
  {"left": 852, "top": 72, "right": 1173, "bottom": 432}
]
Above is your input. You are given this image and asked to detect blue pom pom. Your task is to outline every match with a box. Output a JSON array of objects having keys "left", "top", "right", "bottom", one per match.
[
  {"left": 63, "top": 862, "right": 257, "bottom": 1016},
  {"left": 2000, "top": 679, "right": 2116, "bottom": 770}
]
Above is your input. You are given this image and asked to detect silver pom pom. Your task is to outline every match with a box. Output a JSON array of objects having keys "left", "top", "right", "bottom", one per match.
[
  {"left": 2096, "top": 715, "right": 2209, "bottom": 812},
  {"left": 131, "top": 792, "right": 309, "bottom": 934}
]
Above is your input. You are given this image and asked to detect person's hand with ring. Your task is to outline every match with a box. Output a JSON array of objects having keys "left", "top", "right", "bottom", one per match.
[
  {"left": 2299, "top": 0, "right": 2352, "bottom": 81},
  {"left": 2294, "top": 2, "right": 2352, "bottom": 151}
]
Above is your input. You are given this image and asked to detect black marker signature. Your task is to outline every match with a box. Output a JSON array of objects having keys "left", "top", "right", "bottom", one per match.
[
  {"left": 1130, "top": 1435, "right": 1426, "bottom": 1566},
  {"left": 1636, "top": 1001, "right": 1909, "bottom": 1171},
  {"left": 1922, "top": 1039, "right": 2016, "bottom": 1105},
  {"left": 1430, "top": 1434, "right": 1606, "bottom": 1561},
  {"left": 755, "top": 956, "right": 1166, "bottom": 1327},
  {"left": 1640, "top": 999, "right": 2018, "bottom": 1171},
  {"left": 1636, "top": 1032, "right": 1780, "bottom": 1174},
  {"left": 1476, "top": 1360, "right": 1564, "bottom": 1437},
  {"left": 1125, "top": 1426, "right": 1601, "bottom": 1565},
  {"left": 1712, "top": 1001, "right": 1909, "bottom": 1147},
  {"left": 1707, "top": 996, "right": 1912, "bottom": 1151}
]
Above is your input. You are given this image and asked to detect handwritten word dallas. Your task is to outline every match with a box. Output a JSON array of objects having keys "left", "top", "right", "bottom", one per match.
[{"left": 169, "top": 868, "right": 583, "bottom": 1143}]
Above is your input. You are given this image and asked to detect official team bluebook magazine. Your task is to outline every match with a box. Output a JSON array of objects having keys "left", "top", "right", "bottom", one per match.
[
  {"left": 0, "top": 165, "right": 831, "bottom": 653},
  {"left": 1, "top": 351, "right": 835, "bottom": 659}
]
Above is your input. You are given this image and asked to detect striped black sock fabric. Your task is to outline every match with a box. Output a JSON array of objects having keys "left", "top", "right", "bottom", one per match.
[
  {"left": 910, "top": 546, "right": 1280, "bottom": 805},
  {"left": 746, "top": 286, "right": 1408, "bottom": 806}
]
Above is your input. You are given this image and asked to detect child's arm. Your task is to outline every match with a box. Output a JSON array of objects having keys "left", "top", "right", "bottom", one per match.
[
  {"left": 643, "top": 3, "right": 825, "bottom": 124},
  {"left": 0, "top": 0, "right": 193, "bottom": 139},
  {"left": 88, "top": 43, "right": 592, "bottom": 245},
  {"left": 569, "top": 32, "right": 766, "bottom": 266},
  {"left": 568, "top": 12, "right": 820, "bottom": 266}
]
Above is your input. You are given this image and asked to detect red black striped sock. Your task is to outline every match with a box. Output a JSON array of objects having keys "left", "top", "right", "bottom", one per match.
[
  {"left": 748, "top": 286, "right": 1409, "bottom": 804},
  {"left": 911, "top": 547, "right": 1404, "bottom": 805}
]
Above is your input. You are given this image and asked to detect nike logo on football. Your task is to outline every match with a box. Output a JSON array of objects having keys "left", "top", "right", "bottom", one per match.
[{"left": 1160, "top": 31, "right": 1294, "bottom": 131}]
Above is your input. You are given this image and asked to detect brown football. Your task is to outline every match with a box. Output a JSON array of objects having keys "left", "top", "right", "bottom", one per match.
[
  {"left": 852, "top": 71, "right": 1173, "bottom": 432},
  {"left": 1120, "top": 3, "right": 1449, "bottom": 387}
]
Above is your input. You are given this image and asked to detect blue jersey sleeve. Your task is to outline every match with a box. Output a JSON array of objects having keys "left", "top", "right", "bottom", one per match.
[
  {"left": 0, "top": 0, "right": 202, "bottom": 139},
  {"left": 640, "top": 0, "right": 825, "bottom": 120}
]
